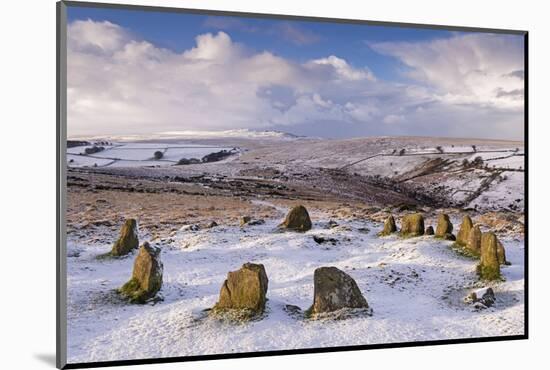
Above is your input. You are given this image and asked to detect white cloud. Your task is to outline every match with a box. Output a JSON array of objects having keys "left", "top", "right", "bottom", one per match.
[
  {"left": 182, "top": 32, "right": 242, "bottom": 61},
  {"left": 370, "top": 34, "right": 524, "bottom": 111},
  {"left": 68, "top": 19, "right": 132, "bottom": 55},
  {"left": 67, "top": 20, "right": 524, "bottom": 140},
  {"left": 67, "top": 21, "right": 381, "bottom": 136},
  {"left": 308, "top": 55, "right": 376, "bottom": 81}
]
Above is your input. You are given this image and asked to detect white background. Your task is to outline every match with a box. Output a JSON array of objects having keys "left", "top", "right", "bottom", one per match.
[{"left": 0, "top": 0, "right": 547, "bottom": 369}]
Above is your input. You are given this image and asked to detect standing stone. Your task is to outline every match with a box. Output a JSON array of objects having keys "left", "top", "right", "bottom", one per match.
[
  {"left": 307, "top": 267, "right": 369, "bottom": 317},
  {"left": 456, "top": 215, "right": 473, "bottom": 246},
  {"left": 400, "top": 213, "right": 425, "bottom": 237},
  {"left": 497, "top": 239, "right": 508, "bottom": 265},
  {"left": 466, "top": 225, "right": 482, "bottom": 255},
  {"left": 119, "top": 242, "right": 163, "bottom": 303},
  {"left": 213, "top": 263, "right": 269, "bottom": 317},
  {"left": 378, "top": 215, "right": 397, "bottom": 236},
  {"left": 435, "top": 214, "right": 453, "bottom": 238},
  {"left": 478, "top": 232, "right": 501, "bottom": 280},
  {"left": 239, "top": 216, "right": 265, "bottom": 227},
  {"left": 280, "top": 205, "right": 312, "bottom": 232},
  {"left": 240, "top": 216, "right": 251, "bottom": 227},
  {"left": 425, "top": 226, "right": 435, "bottom": 235},
  {"left": 111, "top": 219, "right": 139, "bottom": 256}
]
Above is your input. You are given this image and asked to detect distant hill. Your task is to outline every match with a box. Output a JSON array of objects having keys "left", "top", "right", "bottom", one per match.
[{"left": 68, "top": 129, "right": 306, "bottom": 142}]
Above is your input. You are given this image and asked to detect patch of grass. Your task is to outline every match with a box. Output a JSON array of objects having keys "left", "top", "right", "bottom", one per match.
[
  {"left": 476, "top": 264, "right": 504, "bottom": 282},
  {"left": 118, "top": 278, "right": 149, "bottom": 304},
  {"left": 449, "top": 243, "right": 480, "bottom": 260},
  {"left": 209, "top": 307, "right": 265, "bottom": 323},
  {"left": 96, "top": 251, "right": 130, "bottom": 261},
  {"left": 304, "top": 307, "right": 373, "bottom": 321}
]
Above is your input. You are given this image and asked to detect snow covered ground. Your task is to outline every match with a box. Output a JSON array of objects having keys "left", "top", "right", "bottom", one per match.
[
  {"left": 67, "top": 142, "right": 235, "bottom": 168},
  {"left": 65, "top": 133, "right": 525, "bottom": 364},
  {"left": 66, "top": 205, "right": 524, "bottom": 364}
]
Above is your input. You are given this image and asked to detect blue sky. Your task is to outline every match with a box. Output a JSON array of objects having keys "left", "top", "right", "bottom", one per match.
[{"left": 66, "top": 5, "right": 525, "bottom": 139}]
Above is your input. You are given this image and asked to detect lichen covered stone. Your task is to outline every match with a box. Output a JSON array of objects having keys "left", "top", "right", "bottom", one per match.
[
  {"left": 478, "top": 232, "right": 501, "bottom": 280},
  {"left": 307, "top": 267, "right": 369, "bottom": 318},
  {"left": 119, "top": 242, "right": 163, "bottom": 303},
  {"left": 111, "top": 219, "right": 139, "bottom": 256},
  {"left": 456, "top": 215, "right": 473, "bottom": 246},
  {"left": 497, "top": 240, "right": 508, "bottom": 265},
  {"left": 279, "top": 205, "right": 312, "bottom": 232},
  {"left": 466, "top": 225, "right": 482, "bottom": 255},
  {"left": 240, "top": 216, "right": 251, "bottom": 227},
  {"left": 435, "top": 214, "right": 453, "bottom": 238},
  {"left": 378, "top": 215, "right": 397, "bottom": 236},
  {"left": 212, "top": 262, "right": 269, "bottom": 318},
  {"left": 400, "top": 213, "right": 425, "bottom": 237}
]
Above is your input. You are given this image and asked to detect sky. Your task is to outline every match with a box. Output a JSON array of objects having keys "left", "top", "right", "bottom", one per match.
[{"left": 66, "top": 5, "right": 525, "bottom": 140}]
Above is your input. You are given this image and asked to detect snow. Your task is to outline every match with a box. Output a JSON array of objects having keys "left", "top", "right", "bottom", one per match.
[
  {"left": 442, "top": 146, "right": 476, "bottom": 153},
  {"left": 67, "top": 144, "right": 118, "bottom": 155},
  {"left": 66, "top": 205, "right": 524, "bottom": 364},
  {"left": 92, "top": 148, "right": 161, "bottom": 161},
  {"left": 484, "top": 155, "right": 524, "bottom": 170},
  {"left": 67, "top": 142, "right": 235, "bottom": 168},
  {"left": 66, "top": 154, "right": 115, "bottom": 168},
  {"left": 67, "top": 146, "right": 92, "bottom": 155},
  {"left": 339, "top": 145, "right": 524, "bottom": 211},
  {"left": 101, "top": 160, "right": 169, "bottom": 168},
  {"left": 162, "top": 147, "right": 235, "bottom": 161},
  {"left": 66, "top": 136, "right": 525, "bottom": 211},
  {"left": 467, "top": 171, "right": 524, "bottom": 210},
  {"left": 472, "top": 287, "right": 491, "bottom": 298},
  {"left": 67, "top": 143, "right": 525, "bottom": 215}
]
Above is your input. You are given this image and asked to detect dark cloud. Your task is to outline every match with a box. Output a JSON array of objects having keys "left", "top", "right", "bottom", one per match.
[
  {"left": 496, "top": 88, "right": 524, "bottom": 99},
  {"left": 504, "top": 70, "right": 525, "bottom": 80}
]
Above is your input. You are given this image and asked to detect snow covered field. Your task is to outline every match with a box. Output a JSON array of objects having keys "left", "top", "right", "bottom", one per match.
[
  {"left": 67, "top": 142, "right": 235, "bottom": 168},
  {"left": 67, "top": 135, "right": 525, "bottom": 212},
  {"left": 66, "top": 205, "right": 524, "bottom": 364},
  {"left": 65, "top": 133, "right": 525, "bottom": 365}
]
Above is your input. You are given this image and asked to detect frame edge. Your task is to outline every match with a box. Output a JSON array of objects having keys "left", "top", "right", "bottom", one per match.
[
  {"left": 62, "top": 0, "right": 527, "bottom": 35},
  {"left": 57, "top": 1, "right": 68, "bottom": 369}
]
